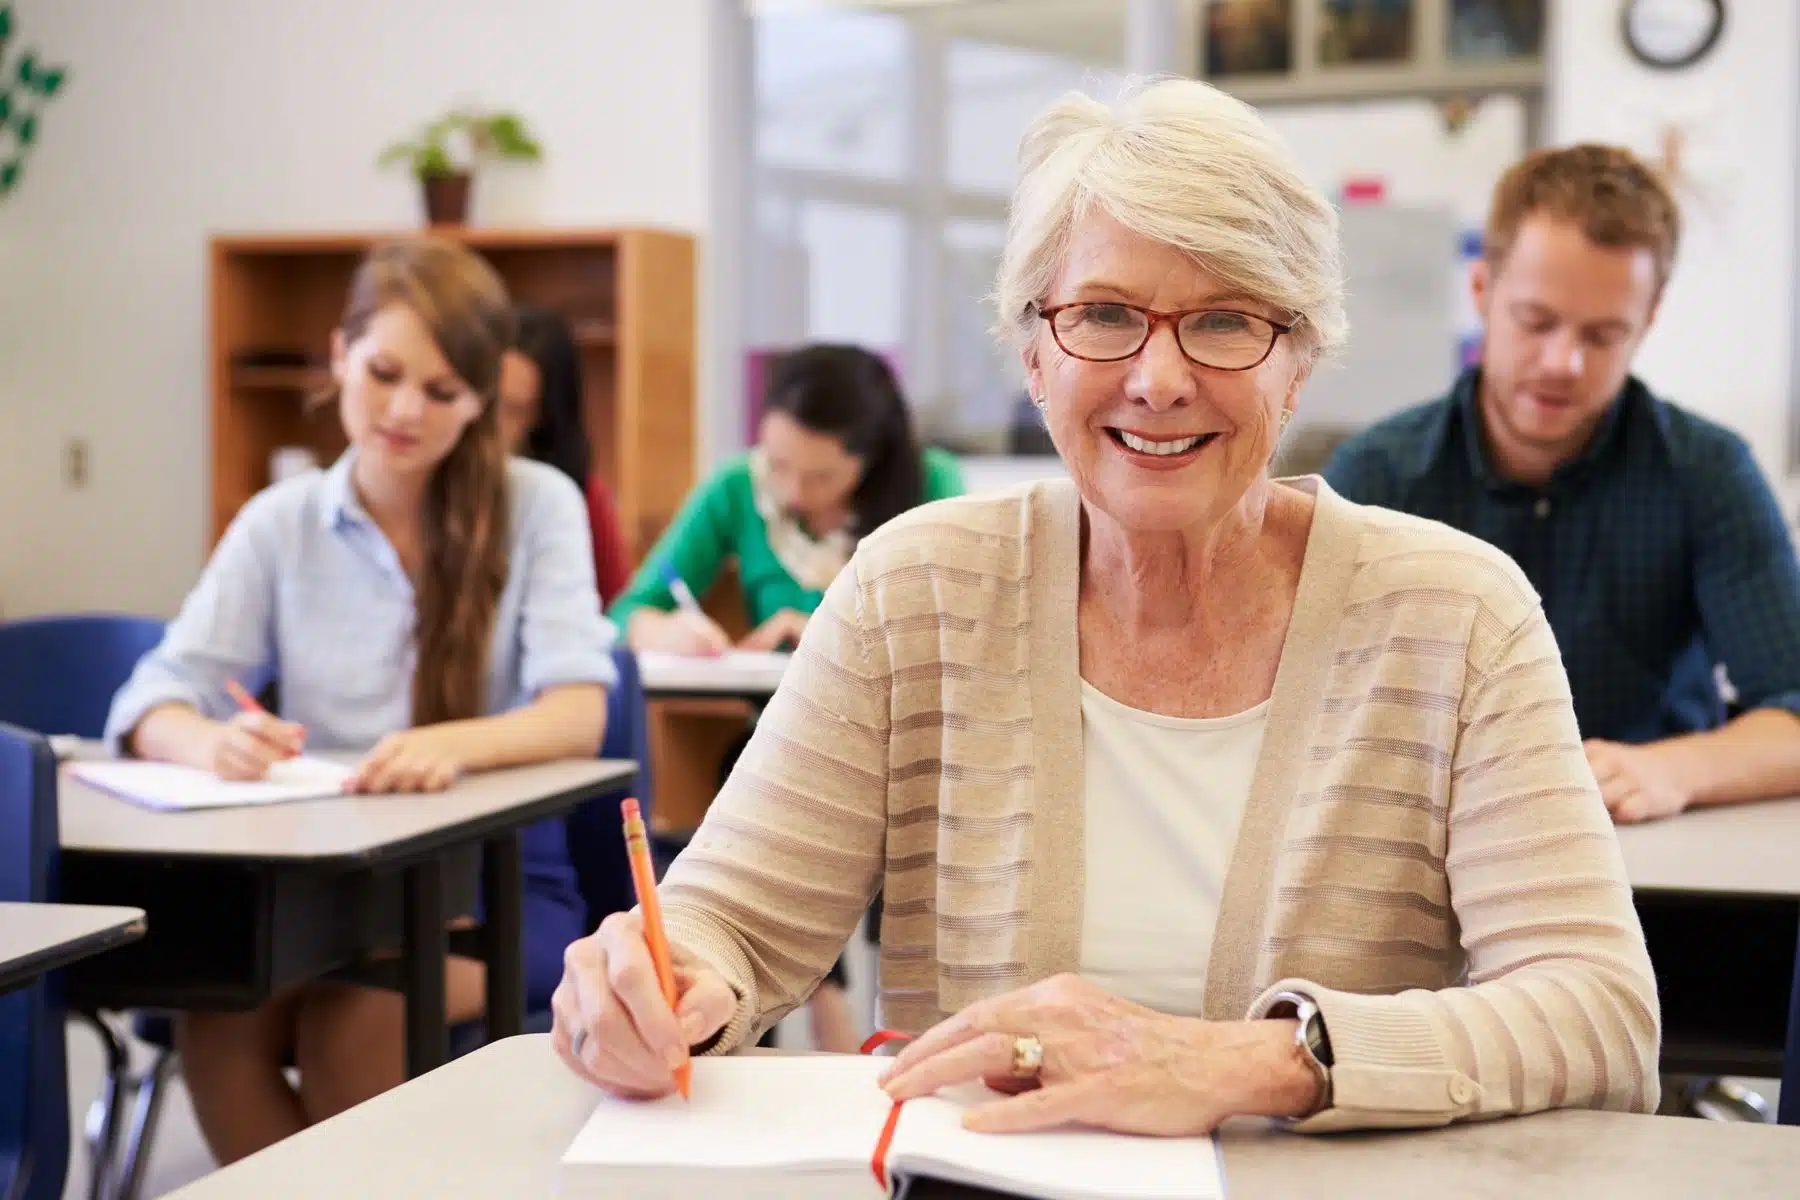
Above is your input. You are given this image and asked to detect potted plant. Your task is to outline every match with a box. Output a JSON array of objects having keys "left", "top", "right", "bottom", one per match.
[
  {"left": 379, "top": 108, "right": 543, "bottom": 226},
  {"left": 0, "top": 2, "right": 70, "bottom": 201}
]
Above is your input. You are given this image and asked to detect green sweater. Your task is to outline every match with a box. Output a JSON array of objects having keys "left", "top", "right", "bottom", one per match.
[{"left": 610, "top": 448, "right": 965, "bottom": 630}]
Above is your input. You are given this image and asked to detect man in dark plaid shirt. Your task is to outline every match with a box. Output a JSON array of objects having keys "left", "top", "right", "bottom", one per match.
[{"left": 1326, "top": 144, "right": 1800, "bottom": 825}]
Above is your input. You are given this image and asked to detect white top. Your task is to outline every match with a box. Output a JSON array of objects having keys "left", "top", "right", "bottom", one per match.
[{"left": 1079, "top": 681, "right": 1269, "bottom": 1016}]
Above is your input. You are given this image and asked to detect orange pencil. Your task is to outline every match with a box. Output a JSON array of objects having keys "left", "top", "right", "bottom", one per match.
[{"left": 621, "top": 797, "right": 690, "bottom": 1100}]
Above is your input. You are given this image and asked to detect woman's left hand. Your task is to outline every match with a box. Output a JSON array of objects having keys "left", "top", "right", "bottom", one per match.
[
  {"left": 738, "top": 608, "right": 809, "bottom": 653},
  {"left": 879, "top": 974, "right": 1319, "bottom": 1136},
  {"left": 345, "top": 727, "right": 466, "bottom": 794}
]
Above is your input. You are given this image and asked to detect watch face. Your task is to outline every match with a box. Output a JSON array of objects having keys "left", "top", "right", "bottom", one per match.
[{"left": 1625, "top": 0, "right": 1725, "bottom": 69}]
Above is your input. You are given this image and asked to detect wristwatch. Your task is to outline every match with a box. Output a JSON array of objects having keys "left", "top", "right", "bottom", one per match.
[{"left": 1268, "top": 991, "right": 1333, "bottom": 1116}]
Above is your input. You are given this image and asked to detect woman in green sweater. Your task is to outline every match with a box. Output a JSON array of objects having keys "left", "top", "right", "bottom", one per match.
[
  {"left": 610, "top": 343, "right": 963, "bottom": 1051},
  {"left": 612, "top": 344, "right": 965, "bottom": 654}
]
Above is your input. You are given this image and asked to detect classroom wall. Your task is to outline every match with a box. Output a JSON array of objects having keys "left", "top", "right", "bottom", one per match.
[
  {"left": 1549, "top": 0, "right": 1799, "bottom": 496},
  {"left": 0, "top": 0, "right": 714, "bottom": 618}
]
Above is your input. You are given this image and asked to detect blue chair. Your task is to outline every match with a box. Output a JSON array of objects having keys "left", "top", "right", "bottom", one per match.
[
  {"left": 440, "top": 644, "right": 648, "bottom": 1063},
  {"left": 0, "top": 723, "right": 72, "bottom": 1200},
  {"left": 0, "top": 615, "right": 164, "bottom": 1200},
  {"left": 0, "top": 614, "right": 166, "bottom": 739},
  {"left": 565, "top": 644, "right": 654, "bottom": 927},
  {"left": 1781, "top": 918, "right": 1800, "bottom": 1125}
]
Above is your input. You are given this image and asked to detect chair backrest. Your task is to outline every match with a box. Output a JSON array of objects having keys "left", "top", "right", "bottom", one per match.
[
  {"left": 0, "top": 614, "right": 166, "bottom": 739},
  {"left": 1781, "top": 919, "right": 1800, "bottom": 1125},
  {"left": 0, "top": 722, "right": 70, "bottom": 1200},
  {"left": 564, "top": 645, "right": 653, "bottom": 930}
]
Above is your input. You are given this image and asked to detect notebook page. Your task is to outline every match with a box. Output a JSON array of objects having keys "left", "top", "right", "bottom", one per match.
[
  {"left": 69, "top": 756, "right": 354, "bottom": 811},
  {"left": 721, "top": 650, "right": 793, "bottom": 672},
  {"left": 561, "top": 1055, "right": 895, "bottom": 1174},
  {"left": 637, "top": 650, "right": 791, "bottom": 679},
  {"left": 894, "top": 1083, "right": 1224, "bottom": 1200}
]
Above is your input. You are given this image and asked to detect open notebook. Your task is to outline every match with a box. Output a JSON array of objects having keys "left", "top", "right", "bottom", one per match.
[
  {"left": 67, "top": 757, "right": 355, "bottom": 811},
  {"left": 557, "top": 1055, "right": 1223, "bottom": 1200},
  {"left": 635, "top": 649, "right": 791, "bottom": 689}
]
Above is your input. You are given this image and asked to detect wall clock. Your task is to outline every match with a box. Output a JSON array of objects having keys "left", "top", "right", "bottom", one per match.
[{"left": 1622, "top": 0, "right": 1725, "bottom": 70}]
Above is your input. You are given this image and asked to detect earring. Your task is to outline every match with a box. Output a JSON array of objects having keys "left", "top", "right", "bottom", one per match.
[
  {"left": 1032, "top": 394, "right": 1046, "bottom": 411},
  {"left": 1278, "top": 409, "right": 1293, "bottom": 436}
]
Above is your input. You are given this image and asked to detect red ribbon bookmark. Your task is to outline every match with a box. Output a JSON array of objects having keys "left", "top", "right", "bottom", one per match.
[
  {"left": 860, "top": 1029, "right": 913, "bottom": 1056},
  {"left": 861, "top": 1029, "right": 914, "bottom": 1187},
  {"left": 871, "top": 1098, "right": 906, "bottom": 1189}
]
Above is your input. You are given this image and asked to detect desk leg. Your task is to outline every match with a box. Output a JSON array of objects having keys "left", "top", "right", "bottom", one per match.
[
  {"left": 483, "top": 831, "right": 525, "bottom": 1040},
  {"left": 402, "top": 858, "right": 447, "bottom": 1078}
]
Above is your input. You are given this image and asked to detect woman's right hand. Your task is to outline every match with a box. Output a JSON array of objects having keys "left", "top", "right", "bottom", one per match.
[
  {"left": 551, "top": 911, "right": 739, "bottom": 1098},
  {"left": 209, "top": 711, "right": 306, "bottom": 780},
  {"left": 633, "top": 608, "right": 733, "bottom": 658}
]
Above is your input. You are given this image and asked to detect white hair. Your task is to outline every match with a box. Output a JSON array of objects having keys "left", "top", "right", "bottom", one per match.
[{"left": 994, "top": 77, "right": 1347, "bottom": 360}]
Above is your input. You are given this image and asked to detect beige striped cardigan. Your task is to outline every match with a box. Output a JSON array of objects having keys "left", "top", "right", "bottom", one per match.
[{"left": 660, "top": 475, "right": 1661, "bottom": 1131}]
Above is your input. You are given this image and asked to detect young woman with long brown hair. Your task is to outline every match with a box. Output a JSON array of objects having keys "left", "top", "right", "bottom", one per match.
[{"left": 105, "top": 237, "right": 616, "bottom": 1163}]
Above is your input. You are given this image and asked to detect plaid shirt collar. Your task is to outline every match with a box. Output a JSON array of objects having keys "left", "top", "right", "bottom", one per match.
[{"left": 1434, "top": 367, "right": 1636, "bottom": 497}]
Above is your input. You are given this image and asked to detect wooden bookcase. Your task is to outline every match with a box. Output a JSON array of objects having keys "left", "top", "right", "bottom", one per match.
[{"left": 207, "top": 228, "right": 697, "bottom": 557}]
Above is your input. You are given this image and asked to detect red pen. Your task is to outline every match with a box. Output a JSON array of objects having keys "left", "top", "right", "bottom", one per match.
[
  {"left": 224, "top": 679, "right": 267, "bottom": 715},
  {"left": 225, "top": 680, "right": 304, "bottom": 758}
]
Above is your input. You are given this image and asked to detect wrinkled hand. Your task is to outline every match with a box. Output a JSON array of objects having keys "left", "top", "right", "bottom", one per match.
[
  {"left": 738, "top": 608, "right": 808, "bottom": 653},
  {"left": 345, "top": 726, "right": 466, "bottom": 794},
  {"left": 550, "top": 911, "right": 739, "bottom": 1098},
  {"left": 879, "top": 974, "right": 1313, "bottom": 1135},
  {"left": 1585, "top": 739, "right": 1690, "bottom": 824},
  {"left": 209, "top": 711, "right": 306, "bottom": 781}
]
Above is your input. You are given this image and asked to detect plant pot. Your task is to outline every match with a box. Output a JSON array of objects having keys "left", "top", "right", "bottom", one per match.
[{"left": 420, "top": 172, "right": 472, "bottom": 226}]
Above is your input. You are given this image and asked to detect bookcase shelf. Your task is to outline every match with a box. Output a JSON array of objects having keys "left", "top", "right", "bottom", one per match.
[{"left": 208, "top": 227, "right": 696, "bottom": 559}]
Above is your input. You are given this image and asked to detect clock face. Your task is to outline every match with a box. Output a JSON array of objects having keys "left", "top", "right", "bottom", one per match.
[{"left": 1624, "top": 0, "right": 1725, "bottom": 69}]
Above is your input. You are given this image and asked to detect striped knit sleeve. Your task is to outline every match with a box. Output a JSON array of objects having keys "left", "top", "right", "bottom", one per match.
[
  {"left": 1251, "top": 606, "right": 1662, "bottom": 1130},
  {"left": 658, "top": 556, "right": 891, "bottom": 1052}
]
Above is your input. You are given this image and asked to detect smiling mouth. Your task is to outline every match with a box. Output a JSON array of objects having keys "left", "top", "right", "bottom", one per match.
[{"left": 1106, "top": 428, "right": 1219, "bottom": 456}]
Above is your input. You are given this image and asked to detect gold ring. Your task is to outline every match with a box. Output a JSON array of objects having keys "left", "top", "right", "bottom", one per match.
[{"left": 1010, "top": 1034, "right": 1045, "bottom": 1079}]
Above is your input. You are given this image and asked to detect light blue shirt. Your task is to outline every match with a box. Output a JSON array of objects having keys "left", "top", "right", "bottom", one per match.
[{"left": 106, "top": 450, "right": 618, "bottom": 754}]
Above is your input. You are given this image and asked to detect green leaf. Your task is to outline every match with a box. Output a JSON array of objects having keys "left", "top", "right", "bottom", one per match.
[
  {"left": 15, "top": 112, "right": 32, "bottom": 145},
  {"left": 484, "top": 113, "right": 542, "bottom": 161},
  {"left": 415, "top": 143, "right": 456, "bottom": 178},
  {"left": 35, "top": 66, "right": 64, "bottom": 97},
  {"left": 16, "top": 51, "right": 33, "bottom": 86},
  {"left": 0, "top": 159, "right": 20, "bottom": 194},
  {"left": 377, "top": 140, "right": 420, "bottom": 169},
  {"left": 0, "top": 6, "right": 12, "bottom": 41},
  {"left": 0, "top": 90, "right": 10, "bottom": 124}
]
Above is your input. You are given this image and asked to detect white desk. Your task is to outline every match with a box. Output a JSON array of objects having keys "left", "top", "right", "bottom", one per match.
[
  {"left": 58, "top": 758, "right": 636, "bottom": 1077},
  {"left": 637, "top": 650, "right": 788, "bottom": 701},
  {"left": 163, "top": 1033, "right": 1800, "bottom": 1199},
  {"left": 59, "top": 757, "right": 634, "bottom": 864},
  {"left": 1614, "top": 798, "right": 1800, "bottom": 1081},
  {"left": 1615, "top": 796, "right": 1800, "bottom": 897},
  {"left": 0, "top": 902, "right": 144, "bottom": 997}
]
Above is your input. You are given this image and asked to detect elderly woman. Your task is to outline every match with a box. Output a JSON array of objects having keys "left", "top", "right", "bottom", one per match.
[{"left": 552, "top": 79, "right": 1659, "bottom": 1134}]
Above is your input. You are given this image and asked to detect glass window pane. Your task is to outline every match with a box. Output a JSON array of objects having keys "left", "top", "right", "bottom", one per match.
[
  {"left": 1203, "top": 0, "right": 1294, "bottom": 79},
  {"left": 948, "top": 39, "right": 1128, "bottom": 196},
  {"left": 745, "top": 197, "right": 909, "bottom": 446},
  {"left": 1319, "top": 0, "right": 1416, "bottom": 67},
  {"left": 755, "top": 9, "right": 909, "bottom": 179},
  {"left": 927, "top": 218, "right": 1026, "bottom": 452},
  {"left": 798, "top": 201, "right": 908, "bottom": 348},
  {"left": 1448, "top": 0, "right": 1545, "bottom": 60}
]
